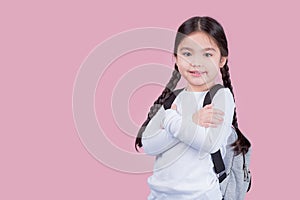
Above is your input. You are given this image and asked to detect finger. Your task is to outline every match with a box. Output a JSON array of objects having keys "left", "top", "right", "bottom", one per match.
[
  {"left": 199, "top": 122, "right": 210, "bottom": 128},
  {"left": 205, "top": 121, "right": 220, "bottom": 127},
  {"left": 201, "top": 122, "right": 217, "bottom": 128},
  {"left": 202, "top": 108, "right": 215, "bottom": 114},
  {"left": 204, "top": 104, "right": 213, "bottom": 109},
  {"left": 212, "top": 108, "right": 225, "bottom": 116},
  {"left": 208, "top": 123, "right": 218, "bottom": 128},
  {"left": 171, "top": 104, "right": 177, "bottom": 110},
  {"left": 212, "top": 116, "right": 224, "bottom": 124},
  {"left": 203, "top": 107, "right": 224, "bottom": 116},
  {"left": 211, "top": 113, "right": 224, "bottom": 120},
  {"left": 203, "top": 115, "right": 223, "bottom": 124}
]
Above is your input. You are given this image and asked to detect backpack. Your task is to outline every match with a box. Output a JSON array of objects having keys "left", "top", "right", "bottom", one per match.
[{"left": 163, "top": 84, "right": 252, "bottom": 200}]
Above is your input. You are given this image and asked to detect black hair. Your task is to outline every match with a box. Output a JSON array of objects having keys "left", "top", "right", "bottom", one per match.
[{"left": 135, "top": 16, "right": 251, "bottom": 155}]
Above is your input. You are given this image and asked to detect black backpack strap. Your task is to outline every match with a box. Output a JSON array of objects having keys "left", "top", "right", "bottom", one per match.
[
  {"left": 203, "top": 84, "right": 227, "bottom": 183},
  {"left": 203, "top": 84, "right": 225, "bottom": 107},
  {"left": 211, "top": 149, "right": 226, "bottom": 174},
  {"left": 163, "top": 88, "right": 184, "bottom": 110}
]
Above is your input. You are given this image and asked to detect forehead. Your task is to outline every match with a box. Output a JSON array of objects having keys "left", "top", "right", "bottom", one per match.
[{"left": 179, "top": 31, "right": 219, "bottom": 51}]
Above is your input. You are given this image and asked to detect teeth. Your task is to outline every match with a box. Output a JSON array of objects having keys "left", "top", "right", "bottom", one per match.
[{"left": 189, "top": 71, "right": 206, "bottom": 75}]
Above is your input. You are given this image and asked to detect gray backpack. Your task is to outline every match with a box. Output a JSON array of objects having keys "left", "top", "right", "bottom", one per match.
[
  {"left": 163, "top": 84, "right": 252, "bottom": 200},
  {"left": 219, "top": 128, "right": 252, "bottom": 200}
]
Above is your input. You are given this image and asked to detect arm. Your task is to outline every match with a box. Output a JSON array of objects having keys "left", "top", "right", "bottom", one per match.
[
  {"left": 142, "top": 106, "right": 180, "bottom": 156},
  {"left": 201, "top": 88, "right": 235, "bottom": 154},
  {"left": 163, "top": 88, "right": 235, "bottom": 154}
]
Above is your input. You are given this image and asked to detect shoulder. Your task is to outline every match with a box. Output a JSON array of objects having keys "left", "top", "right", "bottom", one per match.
[
  {"left": 172, "top": 88, "right": 185, "bottom": 104},
  {"left": 214, "top": 88, "right": 235, "bottom": 104}
]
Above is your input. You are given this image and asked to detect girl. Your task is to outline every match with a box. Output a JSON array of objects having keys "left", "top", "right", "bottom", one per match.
[{"left": 135, "top": 16, "right": 251, "bottom": 200}]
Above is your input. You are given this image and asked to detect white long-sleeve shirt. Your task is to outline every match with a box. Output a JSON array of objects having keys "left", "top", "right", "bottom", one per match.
[{"left": 142, "top": 88, "right": 235, "bottom": 200}]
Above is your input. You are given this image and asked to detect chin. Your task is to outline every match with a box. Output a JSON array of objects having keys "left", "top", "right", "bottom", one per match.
[{"left": 187, "top": 78, "right": 206, "bottom": 85}]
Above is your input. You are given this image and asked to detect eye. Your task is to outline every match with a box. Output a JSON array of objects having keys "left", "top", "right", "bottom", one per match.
[
  {"left": 182, "top": 52, "right": 192, "bottom": 57},
  {"left": 204, "top": 53, "right": 213, "bottom": 57}
]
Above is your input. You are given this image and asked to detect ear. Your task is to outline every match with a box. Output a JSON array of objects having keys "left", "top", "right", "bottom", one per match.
[
  {"left": 219, "top": 56, "right": 227, "bottom": 68},
  {"left": 174, "top": 54, "right": 179, "bottom": 66}
]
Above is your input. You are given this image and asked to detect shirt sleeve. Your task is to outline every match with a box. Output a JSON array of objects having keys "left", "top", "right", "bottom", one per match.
[
  {"left": 201, "top": 88, "right": 235, "bottom": 155},
  {"left": 162, "top": 88, "right": 235, "bottom": 155},
  {"left": 162, "top": 108, "right": 207, "bottom": 151},
  {"left": 142, "top": 106, "right": 180, "bottom": 156}
]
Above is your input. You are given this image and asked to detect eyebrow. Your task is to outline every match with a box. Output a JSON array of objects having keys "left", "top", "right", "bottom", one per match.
[{"left": 179, "top": 47, "right": 217, "bottom": 52}]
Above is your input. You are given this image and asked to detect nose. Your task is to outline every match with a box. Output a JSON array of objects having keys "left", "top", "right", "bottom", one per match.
[
  {"left": 190, "top": 63, "right": 201, "bottom": 67},
  {"left": 190, "top": 57, "right": 202, "bottom": 67}
]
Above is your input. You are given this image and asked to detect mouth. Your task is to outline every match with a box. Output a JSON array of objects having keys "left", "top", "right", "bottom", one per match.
[{"left": 188, "top": 70, "right": 207, "bottom": 77}]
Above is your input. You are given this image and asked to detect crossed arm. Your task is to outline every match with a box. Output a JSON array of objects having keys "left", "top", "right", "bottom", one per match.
[{"left": 142, "top": 88, "right": 235, "bottom": 156}]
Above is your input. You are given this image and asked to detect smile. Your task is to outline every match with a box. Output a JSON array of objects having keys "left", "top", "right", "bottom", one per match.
[{"left": 188, "top": 70, "right": 206, "bottom": 77}]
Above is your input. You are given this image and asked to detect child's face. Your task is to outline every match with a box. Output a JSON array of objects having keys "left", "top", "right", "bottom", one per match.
[{"left": 175, "top": 31, "right": 227, "bottom": 92}]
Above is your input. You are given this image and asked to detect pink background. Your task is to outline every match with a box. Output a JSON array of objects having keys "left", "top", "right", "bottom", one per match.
[{"left": 1, "top": 0, "right": 299, "bottom": 199}]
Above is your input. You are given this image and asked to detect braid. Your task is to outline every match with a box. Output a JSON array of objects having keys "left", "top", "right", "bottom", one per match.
[
  {"left": 221, "top": 62, "right": 238, "bottom": 128},
  {"left": 220, "top": 61, "right": 251, "bottom": 155},
  {"left": 135, "top": 64, "right": 181, "bottom": 150}
]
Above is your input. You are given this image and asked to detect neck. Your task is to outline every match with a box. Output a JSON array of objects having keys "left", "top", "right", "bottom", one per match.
[{"left": 186, "top": 82, "right": 215, "bottom": 92}]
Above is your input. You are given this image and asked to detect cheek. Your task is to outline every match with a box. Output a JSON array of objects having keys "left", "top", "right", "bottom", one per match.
[
  {"left": 177, "top": 64, "right": 184, "bottom": 75},
  {"left": 205, "top": 58, "right": 220, "bottom": 69},
  {"left": 176, "top": 61, "right": 189, "bottom": 76},
  {"left": 177, "top": 57, "right": 190, "bottom": 68}
]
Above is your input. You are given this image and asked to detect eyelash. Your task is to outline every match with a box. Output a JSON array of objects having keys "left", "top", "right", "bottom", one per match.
[
  {"left": 182, "top": 52, "right": 192, "bottom": 57},
  {"left": 204, "top": 53, "right": 213, "bottom": 57},
  {"left": 181, "top": 52, "right": 213, "bottom": 57}
]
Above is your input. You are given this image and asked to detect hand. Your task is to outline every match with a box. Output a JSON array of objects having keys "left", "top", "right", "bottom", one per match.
[{"left": 192, "top": 104, "right": 224, "bottom": 128}]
